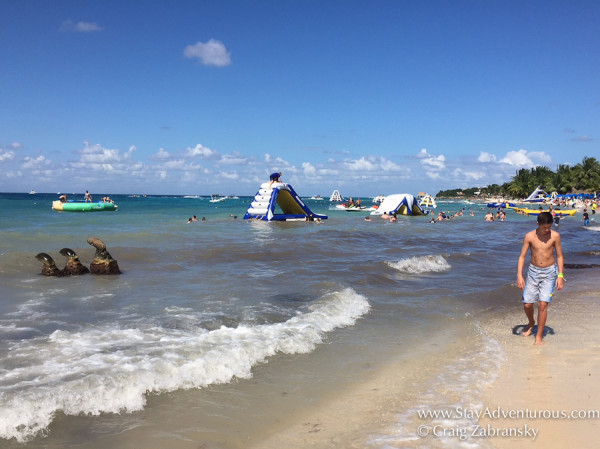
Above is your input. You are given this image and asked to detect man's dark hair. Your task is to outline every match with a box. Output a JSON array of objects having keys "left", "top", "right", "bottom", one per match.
[{"left": 537, "top": 211, "right": 553, "bottom": 224}]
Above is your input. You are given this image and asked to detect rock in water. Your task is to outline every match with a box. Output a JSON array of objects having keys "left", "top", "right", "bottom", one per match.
[
  {"left": 87, "top": 237, "right": 121, "bottom": 274},
  {"left": 35, "top": 252, "right": 62, "bottom": 276},
  {"left": 59, "top": 248, "right": 90, "bottom": 275}
]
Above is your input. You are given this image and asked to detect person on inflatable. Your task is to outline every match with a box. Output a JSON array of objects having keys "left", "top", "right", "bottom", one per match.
[{"left": 269, "top": 172, "right": 282, "bottom": 188}]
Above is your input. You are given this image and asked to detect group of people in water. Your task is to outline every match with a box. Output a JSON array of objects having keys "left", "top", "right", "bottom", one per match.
[
  {"left": 488, "top": 200, "right": 598, "bottom": 227},
  {"left": 485, "top": 209, "right": 506, "bottom": 221},
  {"left": 430, "top": 208, "right": 471, "bottom": 222},
  {"left": 58, "top": 191, "right": 113, "bottom": 204},
  {"left": 186, "top": 216, "right": 207, "bottom": 223}
]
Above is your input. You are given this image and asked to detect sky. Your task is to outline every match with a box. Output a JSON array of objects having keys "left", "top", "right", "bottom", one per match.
[{"left": 1, "top": 0, "right": 599, "bottom": 197}]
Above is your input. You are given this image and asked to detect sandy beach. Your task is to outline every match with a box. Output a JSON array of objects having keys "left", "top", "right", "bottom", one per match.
[
  {"left": 479, "top": 285, "right": 600, "bottom": 449},
  {"left": 247, "top": 281, "right": 600, "bottom": 449}
]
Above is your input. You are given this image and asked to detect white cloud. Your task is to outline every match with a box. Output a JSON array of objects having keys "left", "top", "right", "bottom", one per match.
[
  {"left": 218, "top": 153, "right": 248, "bottom": 165},
  {"left": 336, "top": 156, "right": 410, "bottom": 178},
  {"left": 416, "top": 148, "right": 429, "bottom": 159},
  {"left": 186, "top": 143, "right": 219, "bottom": 159},
  {"left": 378, "top": 157, "right": 404, "bottom": 172},
  {"left": 219, "top": 171, "right": 239, "bottom": 180},
  {"left": 182, "top": 172, "right": 197, "bottom": 183},
  {"left": 302, "top": 162, "right": 317, "bottom": 176},
  {"left": 318, "top": 168, "right": 340, "bottom": 176},
  {"left": 528, "top": 151, "right": 552, "bottom": 163},
  {"left": 3, "top": 170, "right": 22, "bottom": 178},
  {"left": 184, "top": 39, "right": 231, "bottom": 67},
  {"left": 0, "top": 150, "right": 15, "bottom": 162},
  {"left": 69, "top": 142, "right": 140, "bottom": 177},
  {"left": 22, "top": 155, "right": 49, "bottom": 169},
  {"left": 422, "top": 156, "right": 446, "bottom": 170},
  {"left": 478, "top": 149, "right": 552, "bottom": 170},
  {"left": 417, "top": 149, "right": 446, "bottom": 171},
  {"left": 452, "top": 168, "right": 485, "bottom": 180},
  {"left": 162, "top": 159, "right": 186, "bottom": 169},
  {"left": 5, "top": 135, "right": 564, "bottom": 196},
  {"left": 478, "top": 151, "right": 497, "bottom": 163},
  {"left": 155, "top": 148, "right": 170, "bottom": 159},
  {"left": 77, "top": 142, "right": 134, "bottom": 164},
  {"left": 60, "top": 20, "right": 102, "bottom": 32},
  {"left": 8, "top": 142, "right": 23, "bottom": 150},
  {"left": 265, "top": 154, "right": 293, "bottom": 167},
  {"left": 571, "top": 135, "right": 593, "bottom": 142},
  {"left": 499, "top": 149, "right": 535, "bottom": 167},
  {"left": 343, "top": 156, "right": 378, "bottom": 171}
]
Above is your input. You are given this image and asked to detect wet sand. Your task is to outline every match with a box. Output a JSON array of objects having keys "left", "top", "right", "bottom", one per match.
[
  {"left": 246, "top": 283, "right": 600, "bottom": 449},
  {"left": 480, "top": 286, "right": 600, "bottom": 449}
]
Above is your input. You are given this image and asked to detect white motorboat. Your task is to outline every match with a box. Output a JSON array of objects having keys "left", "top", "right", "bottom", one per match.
[{"left": 209, "top": 194, "right": 227, "bottom": 203}]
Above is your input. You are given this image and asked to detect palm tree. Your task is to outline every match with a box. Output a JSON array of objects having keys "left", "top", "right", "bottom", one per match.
[
  {"left": 530, "top": 166, "right": 556, "bottom": 193},
  {"left": 554, "top": 164, "right": 575, "bottom": 194},
  {"left": 572, "top": 157, "right": 600, "bottom": 191},
  {"left": 507, "top": 168, "right": 532, "bottom": 198}
]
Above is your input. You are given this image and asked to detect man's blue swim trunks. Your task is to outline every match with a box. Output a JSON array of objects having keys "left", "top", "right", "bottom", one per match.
[{"left": 522, "top": 264, "right": 557, "bottom": 303}]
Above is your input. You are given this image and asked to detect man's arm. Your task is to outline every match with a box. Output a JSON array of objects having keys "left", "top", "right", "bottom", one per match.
[
  {"left": 554, "top": 232, "right": 565, "bottom": 291},
  {"left": 517, "top": 235, "right": 530, "bottom": 290}
]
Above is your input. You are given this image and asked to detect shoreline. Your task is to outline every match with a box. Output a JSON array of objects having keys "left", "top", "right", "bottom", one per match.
[
  {"left": 480, "top": 284, "right": 600, "bottom": 448},
  {"left": 244, "top": 279, "right": 600, "bottom": 449}
]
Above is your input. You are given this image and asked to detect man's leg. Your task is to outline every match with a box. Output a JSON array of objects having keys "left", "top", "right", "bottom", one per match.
[
  {"left": 534, "top": 301, "right": 549, "bottom": 345},
  {"left": 523, "top": 303, "right": 535, "bottom": 336}
]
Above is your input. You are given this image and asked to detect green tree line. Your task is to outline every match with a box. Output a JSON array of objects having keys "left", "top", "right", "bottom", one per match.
[{"left": 436, "top": 156, "right": 600, "bottom": 198}]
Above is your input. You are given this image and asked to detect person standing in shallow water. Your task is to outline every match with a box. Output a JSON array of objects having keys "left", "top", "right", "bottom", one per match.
[{"left": 516, "top": 212, "right": 565, "bottom": 345}]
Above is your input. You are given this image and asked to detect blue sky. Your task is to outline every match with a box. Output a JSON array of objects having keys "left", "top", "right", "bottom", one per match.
[{"left": 1, "top": 0, "right": 598, "bottom": 196}]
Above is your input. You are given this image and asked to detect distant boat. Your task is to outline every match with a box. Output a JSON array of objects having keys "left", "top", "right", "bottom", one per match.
[
  {"left": 310, "top": 195, "right": 324, "bottom": 200},
  {"left": 335, "top": 203, "right": 369, "bottom": 212},
  {"left": 209, "top": 194, "right": 227, "bottom": 203},
  {"left": 29, "top": 190, "right": 37, "bottom": 195},
  {"left": 372, "top": 195, "right": 385, "bottom": 204}
]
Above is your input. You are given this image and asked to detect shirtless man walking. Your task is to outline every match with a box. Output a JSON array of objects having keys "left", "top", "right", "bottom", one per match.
[{"left": 517, "top": 212, "right": 565, "bottom": 345}]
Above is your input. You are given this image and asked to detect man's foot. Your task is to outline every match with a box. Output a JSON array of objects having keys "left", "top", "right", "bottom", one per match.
[
  {"left": 522, "top": 323, "right": 535, "bottom": 337},
  {"left": 534, "top": 338, "right": 545, "bottom": 346}
]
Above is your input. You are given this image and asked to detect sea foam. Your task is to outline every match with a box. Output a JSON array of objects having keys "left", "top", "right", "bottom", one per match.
[
  {"left": 386, "top": 255, "right": 451, "bottom": 274},
  {"left": 0, "top": 287, "right": 370, "bottom": 442}
]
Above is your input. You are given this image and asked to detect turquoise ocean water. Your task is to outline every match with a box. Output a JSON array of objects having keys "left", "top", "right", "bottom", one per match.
[{"left": 0, "top": 191, "right": 598, "bottom": 448}]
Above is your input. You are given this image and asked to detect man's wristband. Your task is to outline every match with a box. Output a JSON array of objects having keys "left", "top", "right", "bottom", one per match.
[{"left": 557, "top": 273, "right": 564, "bottom": 279}]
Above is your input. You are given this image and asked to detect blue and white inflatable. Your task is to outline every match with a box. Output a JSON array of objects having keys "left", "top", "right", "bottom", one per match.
[
  {"left": 370, "top": 194, "right": 428, "bottom": 216},
  {"left": 244, "top": 182, "right": 328, "bottom": 221}
]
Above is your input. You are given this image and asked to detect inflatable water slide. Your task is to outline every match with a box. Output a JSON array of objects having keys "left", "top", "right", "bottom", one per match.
[
  {"left": 370, "top": 194, "right": 428, "bottom": 216},
  {"left": 244, "top": 182, "right": 328, "bottom": 221}
]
